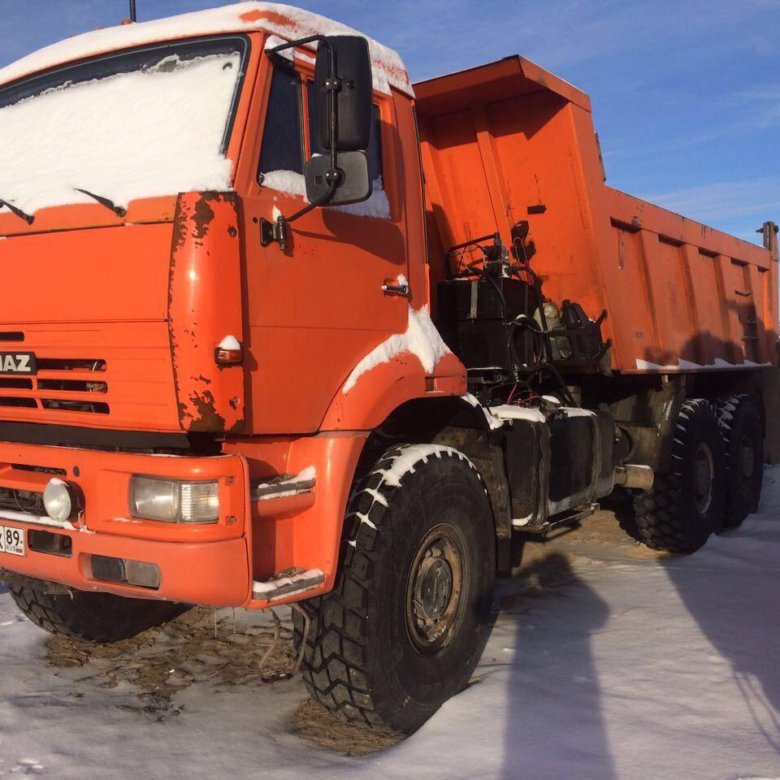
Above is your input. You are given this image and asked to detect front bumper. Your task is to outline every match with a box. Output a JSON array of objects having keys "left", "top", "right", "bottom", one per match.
[{"left": 0, "top": 441, "right": 251, "bottom": 606}]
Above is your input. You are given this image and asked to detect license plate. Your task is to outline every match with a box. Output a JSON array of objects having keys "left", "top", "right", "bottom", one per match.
[
  {"left": 0, "top": 525, "right": 25, "bottom": 556},
  {"left": 0, "top": 352, "right": 37, "bottom": 375}
]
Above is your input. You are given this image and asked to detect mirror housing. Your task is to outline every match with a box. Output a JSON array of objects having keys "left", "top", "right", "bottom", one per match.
[
  {"left": 304, "top": 151, "right": 372, "bottom": 206},
  {"left": 315, "top": 36, "right": 372, "bottom": 152}
]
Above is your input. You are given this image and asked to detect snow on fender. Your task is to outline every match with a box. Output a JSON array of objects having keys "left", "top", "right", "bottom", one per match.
[{"left": 342, "top": 301, "right": 451, "bottom": 393}]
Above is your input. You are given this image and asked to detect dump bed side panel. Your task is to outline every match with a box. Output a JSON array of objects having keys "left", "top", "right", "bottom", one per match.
[
  {"left": 415, "top": 58, "right": 778, "bottom": 374},
  {"left": 605, "top": 188, "right": 777, "bottom": 371}
]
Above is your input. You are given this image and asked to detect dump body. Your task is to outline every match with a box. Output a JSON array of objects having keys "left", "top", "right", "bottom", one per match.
[{"left": 415, "top": 57, "right": 779, "bottom": 375}]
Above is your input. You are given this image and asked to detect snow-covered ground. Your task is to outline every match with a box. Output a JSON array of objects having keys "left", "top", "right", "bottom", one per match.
[{"left": 2, "top": 470, "right": 780, "bottom": 779}]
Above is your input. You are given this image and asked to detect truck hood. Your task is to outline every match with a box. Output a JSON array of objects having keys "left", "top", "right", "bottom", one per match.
[
  {"left": 0, "top": 221, "right": 180, "bottom": 432},
  {"left": 0, "top": 192, "right": 245, "bottom": 438}
]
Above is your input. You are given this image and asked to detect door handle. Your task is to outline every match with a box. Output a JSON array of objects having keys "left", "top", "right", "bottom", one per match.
[{"left": 381, "top": 282, "right": 410, "bottom": 297}]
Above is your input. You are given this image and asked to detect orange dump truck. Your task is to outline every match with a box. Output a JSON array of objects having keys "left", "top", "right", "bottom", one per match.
[{"left": 0, "top": 3, "right": 777, "bottom": 734}]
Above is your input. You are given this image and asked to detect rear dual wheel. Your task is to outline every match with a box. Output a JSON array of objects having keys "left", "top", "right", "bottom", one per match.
[
  {"left": 632, "top": 395, "right": 763, "bottom": 553},
  {"left": 717, "top": 394, "right": 763, "bottom": 527},
  {"left": 633, "top": 398, "right": 726, "bottom": 553}
]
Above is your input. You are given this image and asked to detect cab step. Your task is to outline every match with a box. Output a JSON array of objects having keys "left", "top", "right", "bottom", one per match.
[{"left": 513, "top": 502, "right": 599, "bottom": 534}]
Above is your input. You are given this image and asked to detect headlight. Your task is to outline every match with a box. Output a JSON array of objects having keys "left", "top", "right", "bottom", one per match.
[
  {"left": 129, "top": 476, "right": 219, "bottom": 524},
  {"left": 43, "top": 478, "right": 75, "bottom": 522}
]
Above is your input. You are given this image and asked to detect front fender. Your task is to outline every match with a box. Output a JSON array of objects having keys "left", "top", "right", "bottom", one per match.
[{"left": 321, "top": 351, "right": 466, "bottom": 431}]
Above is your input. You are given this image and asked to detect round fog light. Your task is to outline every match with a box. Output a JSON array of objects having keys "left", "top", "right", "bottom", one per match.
[{"left": 43, "top": 478, "right": 74, "bottom": 522}]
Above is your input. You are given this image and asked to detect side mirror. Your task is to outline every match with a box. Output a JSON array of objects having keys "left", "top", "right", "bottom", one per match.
[
  {"left": 305, "top": 151, "right": 372, "bottom": 206},
  {"left": 260, "top": 33, "right": 374, "bottom": 251},
  {"left": 314, "top": 36, "right": 372, "bottom": 151}
]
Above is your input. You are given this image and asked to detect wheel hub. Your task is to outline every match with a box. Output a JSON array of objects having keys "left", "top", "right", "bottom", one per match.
[
  {"left": 406, "top": 527, "right": 464, "bottom": 652},
  {"left": 414, "top": 553, "right": 453, "bottom": 624}
]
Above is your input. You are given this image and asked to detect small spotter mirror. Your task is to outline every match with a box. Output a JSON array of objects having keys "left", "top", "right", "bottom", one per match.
[{"left": 305, "top": 151, "right": 372, "bottom": 206}]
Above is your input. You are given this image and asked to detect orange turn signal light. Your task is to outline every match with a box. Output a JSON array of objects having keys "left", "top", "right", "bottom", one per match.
[
  {"left": 215, "top": 347, "right": 243, "bottom": 365},
  {"left": 215, "top": 335, "right": 243, "bottom": 366}
]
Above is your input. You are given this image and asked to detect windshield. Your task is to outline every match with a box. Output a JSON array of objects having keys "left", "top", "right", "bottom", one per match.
[{"left": 0, "top": 35, "right": 249, "bottom": 218}]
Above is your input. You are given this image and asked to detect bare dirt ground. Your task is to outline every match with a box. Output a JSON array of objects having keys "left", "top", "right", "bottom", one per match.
[
  {"left": 45, "top": 603, "right": 402, "bottom": 755},
  {"left": 45, "top": 606, "right": 299, "bottom": 720},
  {"left": 42, "top": 503, "right": 651, "bottom": 756}
]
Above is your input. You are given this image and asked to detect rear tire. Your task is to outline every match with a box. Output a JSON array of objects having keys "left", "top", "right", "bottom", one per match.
[
  {"left": 717, "top": 394, "right": 763, "bottom": 527},
  {"left": 294, "top": 444, "right": 496, "bottom": 734},
  {"left": 7, "top": 579, "right": 188, "bottom": 643},
  {"left": 633, "top": 398, "right": 726, "bottom": 553}
]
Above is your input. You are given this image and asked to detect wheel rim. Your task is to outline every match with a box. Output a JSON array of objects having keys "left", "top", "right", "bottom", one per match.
[
  {"left": 406, "top": 524, "right": 465, "bottom": 654},
  {"left": 694, "top": 441, "right": 715, "bottom": 514}
]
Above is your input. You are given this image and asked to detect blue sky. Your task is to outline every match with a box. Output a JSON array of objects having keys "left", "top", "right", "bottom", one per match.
[{"left": 2, "top": 0, "right": 779, "bottom": 243}]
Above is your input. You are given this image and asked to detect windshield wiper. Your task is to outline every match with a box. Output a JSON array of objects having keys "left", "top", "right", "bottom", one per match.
[
  {"left": 0, "top": 199, "right": 34, "bottom": 224},
  {"left": 75, "top": 188, "right": 127, "bottom": 217}
]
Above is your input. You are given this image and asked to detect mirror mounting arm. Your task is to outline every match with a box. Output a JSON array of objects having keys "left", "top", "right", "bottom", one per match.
[{"left": 259, "top": 177, "right": 338, "bottom": 251}]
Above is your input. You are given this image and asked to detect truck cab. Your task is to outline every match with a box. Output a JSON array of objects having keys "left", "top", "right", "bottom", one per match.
[{"left": 0, "top": 7, "right": 435, "bottom": 605}]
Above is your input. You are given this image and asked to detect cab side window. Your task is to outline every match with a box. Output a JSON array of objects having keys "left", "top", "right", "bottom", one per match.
[{"left": 258, "top": 66, "right": 303, "bottom": 182}]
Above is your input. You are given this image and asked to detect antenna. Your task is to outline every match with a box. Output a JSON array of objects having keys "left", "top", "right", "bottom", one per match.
[{"left": 129, "top": 0, "right": 137, "bottom": 22}]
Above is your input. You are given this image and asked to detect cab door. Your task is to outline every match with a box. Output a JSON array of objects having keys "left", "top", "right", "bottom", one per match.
[{"left": 237, "top": 51, "right": 409, "bottom": 434}]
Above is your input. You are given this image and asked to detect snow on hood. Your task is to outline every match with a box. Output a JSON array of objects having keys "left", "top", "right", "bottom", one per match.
[{"left": 0, "top": 2, "right": 413, "bottom": 97}]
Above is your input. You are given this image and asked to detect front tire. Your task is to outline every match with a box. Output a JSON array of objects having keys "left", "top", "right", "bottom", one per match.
[
  {"left": 295, "top": 444, "right": 496, "bottom": 734},
  {"left": 7, "top": 578, "right": 188, "bottom": 643},
  {"left": 633, "top": 398, "right": 726, "bottom": 553}
]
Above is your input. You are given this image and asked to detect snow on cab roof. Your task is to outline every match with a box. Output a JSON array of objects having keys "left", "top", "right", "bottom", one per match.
[{"left": 0, "top": 1, "right": 413, "bottom": 96}]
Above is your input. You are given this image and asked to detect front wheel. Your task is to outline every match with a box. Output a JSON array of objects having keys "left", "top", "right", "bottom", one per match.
[
  {"left": 294, "top": 444, "right": 496, "bottom": 734},
  {"left": 7, "top": 578, "right": 188, "bottom": 643}
]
